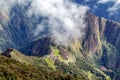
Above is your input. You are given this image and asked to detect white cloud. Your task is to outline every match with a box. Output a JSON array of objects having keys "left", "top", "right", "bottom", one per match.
[
  {"left": 0, "top": 0, "right": 88, "bottom": 46},
  {"left": 97, "top": 0, "right": 114, "bottom": 4},
  {"left": 28, "top": 0, "right": 89, "bottom": 46},
  {"left": 107, "top": 0, "right": 120, "bottom": 15},
  {"left": 85, "top": 0, "right": 90, "bottom": 2},
  {"left": 0, "top": 0, "right": 22, "bottom": 13},
  {"left": 97, "top": 0, "right": 120, "bottom": 16}
]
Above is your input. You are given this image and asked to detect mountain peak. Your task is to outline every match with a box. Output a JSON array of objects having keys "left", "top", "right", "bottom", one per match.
[
  {"left": 1, "top": 48, "right": 14, "bottom": 58},
  {"left": 1, "top": 48, "right": 34, "bottom": 63}
]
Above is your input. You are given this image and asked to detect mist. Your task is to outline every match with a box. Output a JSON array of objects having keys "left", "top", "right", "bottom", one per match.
[
  {"left": 28, "top": 0, "right": 88, "bottom": 46},
  {"left": 0, "top": 0, "right": 89, "bottom": 46}
]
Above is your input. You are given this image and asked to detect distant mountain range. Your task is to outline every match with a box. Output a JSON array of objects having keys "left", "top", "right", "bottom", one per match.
[{"left": 75, "top": 0, "right": 120, "bottom": 22}]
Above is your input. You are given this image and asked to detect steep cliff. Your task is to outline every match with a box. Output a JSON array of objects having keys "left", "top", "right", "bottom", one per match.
[{"left": 19, "top": 12, "right": 120, "bottom": 80}]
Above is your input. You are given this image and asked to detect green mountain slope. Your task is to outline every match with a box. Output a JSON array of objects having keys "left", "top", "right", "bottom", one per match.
[
  {"left": 1, "top": 48, "right": 111, "bottom": 80},
  {"left": 0, "top": 55, "right": 85, "bottom": 80}
]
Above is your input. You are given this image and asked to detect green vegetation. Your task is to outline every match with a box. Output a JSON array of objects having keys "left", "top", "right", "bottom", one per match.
[
  {"left": 0, "top": 48, "right": 111, "bottom": 80},
  {"left": 55, "top": 58, "right": 111, "bottom": 80},
  {"left": 75, "top": 58, "right": 110, "bottom": 80},
  {"left": 0, "top": 55, "right": 83, "bottom": 80},
  {"left": 51, "top": 46, "right": 63, "bottom": 61},
  {"left": 99, "top": 39, "right": 117, "bottom": 69},
  {"left": 43, "top": 58, "right": 55, "bottom": 69}
]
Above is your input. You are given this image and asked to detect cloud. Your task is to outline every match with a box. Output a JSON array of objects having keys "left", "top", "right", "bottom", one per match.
[
  {"left": 0, "top": 0, "right": 88, "bottom": 46},
  {"left": 97, "top": 0, "right": 120, "bottom": 16},
  {"left": 97, "top": 0, "right": 114, "bottom": 4},
  {"left": 107, "top": 0, "right": 120, "bottom": 15},
  {"left": 0, "top": 0, "right": 13, "bottom": 14},
  {"left": 85, "top": 0, "right": 90, "bottom": 2},
  {"left": 27, "top": 0, "right": 89, "bottom": 46},
  {"left": 0, "top": 0, "right": 27, "bottom": 14}
]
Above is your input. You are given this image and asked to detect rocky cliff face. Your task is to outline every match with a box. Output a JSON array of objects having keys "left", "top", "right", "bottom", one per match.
[
  {"left": 19, "top": 12, "right": 120, "bottom": 80},
  {"left": 0, "top": 5, "right": 36, "bottom": 50},
  {"left": 83, "top": 13, "right": 120, "bottom": 79}
]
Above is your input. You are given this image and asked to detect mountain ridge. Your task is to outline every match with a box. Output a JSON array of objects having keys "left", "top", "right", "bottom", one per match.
[{"left": 1, "top": 48, "right": 111, "bottom": 80}]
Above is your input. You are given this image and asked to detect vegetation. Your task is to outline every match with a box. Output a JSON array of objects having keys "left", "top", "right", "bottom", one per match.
[
  {"left": 43, "top": 58, "right": 55, "bottom": 69},
  {"left": 55, "top": 58, "right": 111, "bottom": 80},
  {"left": 1, "top": 47, "right": 112, "bottom": 80},
  {"left": 0, "top": 55, "right": 84, "bottom": 80},
  {"left": 51, "top": 46, "right": 63, "bottom": 61}
]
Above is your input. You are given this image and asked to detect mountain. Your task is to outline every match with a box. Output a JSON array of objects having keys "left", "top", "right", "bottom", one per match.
[
  {"left": 0, "top": 2, "right": 120, "bottom": 80},
  {"left": 19, "top": 12, "right": 120, "bottom": 80},
  {"left": 1, "top": 48, "right": 35, "bottom": 64},
  {"left": 75, "top": 0, "right": 120, "bottom": 22},
  {"left": 1, "top": 48, "right": 110, "bottom": 80},
  {"left": 0, "top": 54, "right": 83, "bottom": 80},
  {"left": 20, "top": 12, "right": 120, "bottom": 67},
  {"left": 0, "top": 5, "right": 37, "bottom": 51}
]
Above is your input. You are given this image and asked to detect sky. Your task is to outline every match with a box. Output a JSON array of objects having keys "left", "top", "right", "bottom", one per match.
[
  {"left": 75, "top": 0, "right": 120, "bottom": 16},
  {"left": 98, "top": 0, "right": 120, "bottom": 13}
]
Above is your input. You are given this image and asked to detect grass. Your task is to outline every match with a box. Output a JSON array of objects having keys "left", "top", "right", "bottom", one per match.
[
  {"left": 0, "top": 55, "right": 83, "bottom": 80},
  {"left": 43, "top": 58, "right": 55, "bottom": 69},
  {"left": 51, "top": 46, "right": 63, "bottom": 61}
]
